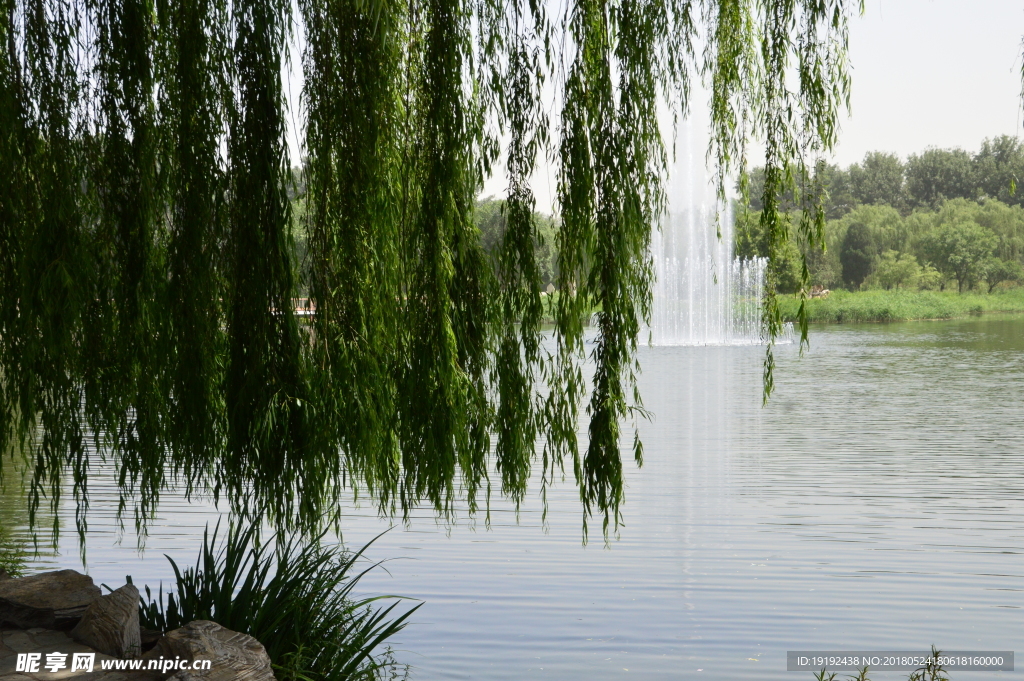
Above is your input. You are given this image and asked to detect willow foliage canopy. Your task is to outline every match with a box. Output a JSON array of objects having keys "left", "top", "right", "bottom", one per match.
[{"left": 0, "top": 0, "right": 857, "bottom": 539}]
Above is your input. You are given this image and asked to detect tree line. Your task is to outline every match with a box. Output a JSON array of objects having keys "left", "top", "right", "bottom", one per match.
[{"left": 738, "top": 136, "right": 1024, "bottom": 294}]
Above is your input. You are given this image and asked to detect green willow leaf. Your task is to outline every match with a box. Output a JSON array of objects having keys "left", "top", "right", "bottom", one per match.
[{"left": 0, "top": 0, "right": 855, "bottom": 543}]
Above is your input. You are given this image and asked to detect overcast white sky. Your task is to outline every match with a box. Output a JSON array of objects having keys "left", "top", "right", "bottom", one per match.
[
  {"left": 834, "top": 0, "right": 1024, "bottom": 165},
  {"left": 476, "top": 1, "right": 1024, "bottom": 213}
]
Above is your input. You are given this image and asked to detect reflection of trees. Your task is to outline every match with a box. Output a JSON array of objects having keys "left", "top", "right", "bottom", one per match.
[
  {"left": 0, "top": 450, "right": 30, "bottom": 575},
  {"left": 1, "top": 446, "right": 58, "bottom": 575}
]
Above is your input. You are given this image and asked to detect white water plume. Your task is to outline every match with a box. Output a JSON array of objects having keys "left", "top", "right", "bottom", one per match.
[{"left": 644, "top": 116, "right": 773, "bottom": 347}]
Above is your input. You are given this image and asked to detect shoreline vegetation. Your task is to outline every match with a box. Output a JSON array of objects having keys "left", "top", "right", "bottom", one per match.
[
  {"left": 779, "top": 288, "right": 1024, "bottom": 324},
  {"left": 540, "top": 289, "right": 1024, "bottom": 327}
]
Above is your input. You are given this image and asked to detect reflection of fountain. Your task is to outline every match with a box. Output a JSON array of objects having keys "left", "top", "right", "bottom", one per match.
[{"left": 644, "top": 115, "right": 771, "bottom": 347}]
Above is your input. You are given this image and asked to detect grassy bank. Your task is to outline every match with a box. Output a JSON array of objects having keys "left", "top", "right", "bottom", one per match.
[{"left": 778, "top": 288, "right": 1024, "bottom": 324}]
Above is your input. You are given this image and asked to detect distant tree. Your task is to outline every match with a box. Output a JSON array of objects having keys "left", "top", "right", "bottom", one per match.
[
  {"left": 840, "top": 222, "right": 877, "bottom": 289},
  {"left": 868, "top": 250, "right": 921, "bottom": 290},
  {"left": 849, "top": 152, "right": 907, "bottom": 211},
  {"left": 920, "top": 220, "right": 998, "bottom": 293},
  {"left": 734, "top": 209, "right": 803, "bottom": 293},
  {"left": 975, "top": 136, "right": 1024, "bottom": 206},
  {"left": 739, "top": 162, "right": 856, "bottom": 220},
  {"left": 981, "top": 257, "right": 1024, "bottom": 293},
  {"left": 738, "top": 167, "right": 765, "bottom": 212},
  {"left": 905, "top": 148, "right": 977, "bottom": 209},
  {"left": 971, "top": 199, "right": 1024, "bottom": 263},
  {"left": 850, "top": 204, "right": 906, "bottom": 250},
  {"left": 475, "top": 197, "right": 558, "bottom": 287},
  {"left": 739, "top": 167, "right": 794, "bottom": 214},
  {"left": 475, "top": 197, "right": 506, "bottom": 252},
  {"left": 902, "top": 210, "right": 938, "bottom": 252},
  {"left": 734, "top": 207, "right": 768, "bottom": 260},
  {"left": 917, "top": 264, "right": 944, "bottom": 291},
  {"left": 804, "top": 238, "right": 843, "bottom": 289},
  {"left": 816, "top": 163, "right": 857, "bottom": 219},
  {"left": 836, "top": 205, "right": 905, "bottom": 288},
  {"left": 928, "top": 198, "right": 986, "bottom": 231}
]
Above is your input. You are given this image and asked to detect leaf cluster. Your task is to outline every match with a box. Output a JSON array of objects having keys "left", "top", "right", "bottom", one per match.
[{"left": 0, "top": 0, "right": 857, "bottom": 539}]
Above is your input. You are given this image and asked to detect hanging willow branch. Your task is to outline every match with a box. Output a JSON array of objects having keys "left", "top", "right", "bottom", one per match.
[{"left": 0, "top": 0, "right": 856, "bottom": 542}]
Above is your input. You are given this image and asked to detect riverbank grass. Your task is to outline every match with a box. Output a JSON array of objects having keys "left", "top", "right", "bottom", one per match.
[{"left": 779, "top": 288, "right": 1024, "bottom": 324}]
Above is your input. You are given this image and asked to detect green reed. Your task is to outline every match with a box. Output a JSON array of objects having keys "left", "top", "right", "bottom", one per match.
[{"left": 134, "top": 522, "right": 419, "bottom": 681}]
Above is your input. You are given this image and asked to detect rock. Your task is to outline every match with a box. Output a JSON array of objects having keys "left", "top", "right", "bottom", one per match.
[
  {"left": 144, "top": 621, "right": 275, "bottom": 681},
  {"left": 1, "top": 627, "right": 107, "bottom": 681},
  {"left": 0, "top": 570, "right": 101, "bottom": 630},
  {"left": 71, "top": 584, "right": 141, "bottom": 658},
  {"left": 0, "top": 568, "right": 9, "bottom": 581},
  {"left": 140, "top": 627, "right": 163, "bottom": 653}
]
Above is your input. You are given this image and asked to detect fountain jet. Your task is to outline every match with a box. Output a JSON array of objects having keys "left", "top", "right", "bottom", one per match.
[{"left": 644, "top": 117, "right": 768, "bottom": 347}]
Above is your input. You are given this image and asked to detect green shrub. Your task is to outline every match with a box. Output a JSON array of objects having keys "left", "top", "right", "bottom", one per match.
[{"left": 135, "top": 523, "right": 419, "bottom": 681}]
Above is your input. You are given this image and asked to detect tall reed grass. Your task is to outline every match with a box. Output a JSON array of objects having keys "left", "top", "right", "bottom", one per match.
[{"left": 135, "top": 523, "right": 419, "bottom": 681}]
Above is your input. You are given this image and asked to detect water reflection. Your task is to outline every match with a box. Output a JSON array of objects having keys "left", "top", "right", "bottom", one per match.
[
  {"left": 11, "top": 315, "right": 1024, "bottom": 680},
  {"left": 0, "top": 448, "right": 60, "bottom": 575}
]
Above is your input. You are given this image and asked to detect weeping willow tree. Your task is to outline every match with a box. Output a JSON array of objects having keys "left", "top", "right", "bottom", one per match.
[{"left": 0, "top": 0, "right": 858, "bottom": 541}]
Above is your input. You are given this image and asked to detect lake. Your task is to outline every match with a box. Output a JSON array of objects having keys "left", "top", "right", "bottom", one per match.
[{"left": 8, "top": 315, "right": 1024, "bottom": 680}]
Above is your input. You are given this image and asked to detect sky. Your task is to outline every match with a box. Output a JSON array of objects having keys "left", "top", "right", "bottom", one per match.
[
  {"left": 475, "top": 0, "right": 1024, "bottom": 213},
  {"left": 833, "top": 0, "right": 1024, "bottom": 165}
]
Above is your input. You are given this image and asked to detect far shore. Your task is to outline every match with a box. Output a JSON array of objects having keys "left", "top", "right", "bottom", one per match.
[{"left": 779, "top": 288, "right": 1024, "bottom": 324}]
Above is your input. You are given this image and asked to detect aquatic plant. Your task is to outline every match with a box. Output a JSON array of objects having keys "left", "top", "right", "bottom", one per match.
[
  {"left": 908, "top": 647, "right": 950, "bottom": 681},
  {"left": 136, "top": 523, "right": 418, "bottom": 681}
]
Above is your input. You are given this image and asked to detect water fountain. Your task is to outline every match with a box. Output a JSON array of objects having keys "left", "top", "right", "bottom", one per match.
[{"left": 644, "top": 118, "right": 768, "bottom": 347}]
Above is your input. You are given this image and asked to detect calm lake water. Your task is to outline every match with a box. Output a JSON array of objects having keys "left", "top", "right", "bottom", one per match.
[{"left": 7, "top": 315, "right": 1024, "bottom": 680}]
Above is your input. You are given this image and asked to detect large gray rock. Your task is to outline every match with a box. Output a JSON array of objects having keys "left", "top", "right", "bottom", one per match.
[
  {"left": 144, "top": 621, "right": 275, "bottom": 681},
  {"left": 0, "top": 570, "right": 101, "bottom": 630},
  {"left": 71, "top": 584, "right": 141, "bottom": 658}
]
